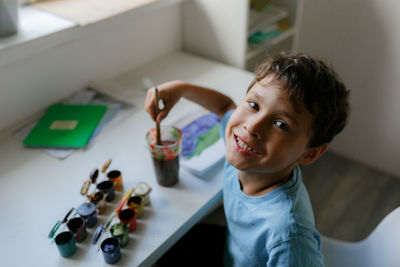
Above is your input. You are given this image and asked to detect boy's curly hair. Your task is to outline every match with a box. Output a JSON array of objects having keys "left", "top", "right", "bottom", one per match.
[{"left": 248, "top": 54, "right": 350, "bottom": 148}]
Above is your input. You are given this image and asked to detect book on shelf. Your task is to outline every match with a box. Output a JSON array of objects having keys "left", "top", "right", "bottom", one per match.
[
  {"left": 248, "top": 3, "right": 289, "bottom": 34},
  {"left": 248, "top": 18, "right": 291, "bottom": 48}
]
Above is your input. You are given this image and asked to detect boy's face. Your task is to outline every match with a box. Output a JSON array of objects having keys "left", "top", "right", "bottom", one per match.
[{"left": 225, "top": 75, "right": 315, "bottom": 176}]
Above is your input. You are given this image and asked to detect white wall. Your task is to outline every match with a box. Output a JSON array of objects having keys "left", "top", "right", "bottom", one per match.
[
  {"left": 299, "top": 0, "right": 400, "bottom": 178},
  {"left": 0, "top": 4, "right": 182, "bottom": 131}
]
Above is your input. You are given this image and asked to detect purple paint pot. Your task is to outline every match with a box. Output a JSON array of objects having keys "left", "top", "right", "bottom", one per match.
[
  {"left": 66, "top": 217, "right": 87, "bottom": 242},
  {"left": 101, "top": 237, "right": 121, "bottom": 264},
  {"left": 97, "top": 180, "right": 115, "bottom": 202},
  {"left": 77, "top": 202, "right": 97, "bottom": 228},
  {"left": 55, "top": 231, "right": 77, "bottom": 258}
]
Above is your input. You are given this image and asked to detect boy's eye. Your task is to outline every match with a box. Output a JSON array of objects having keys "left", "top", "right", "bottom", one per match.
[
  {"left": 274, "top": 120, "right": 290, "bottom": 131},
  {"left": 248, "top": 101, "right": 259, "bottom": 111}
]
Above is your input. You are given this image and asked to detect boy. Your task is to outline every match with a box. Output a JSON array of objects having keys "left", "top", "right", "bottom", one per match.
[{"left": 145, "top": 54, "right": 350, "bottom": 266}]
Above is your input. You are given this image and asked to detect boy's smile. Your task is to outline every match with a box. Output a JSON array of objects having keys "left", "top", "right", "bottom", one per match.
[{"left": 225, "top": 75, "right": 315, "bottom": 181}]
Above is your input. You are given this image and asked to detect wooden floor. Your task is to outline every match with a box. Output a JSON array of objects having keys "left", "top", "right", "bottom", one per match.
[
  {"left": 302, "top": 150, "right": 400, "bottom": 242},
  {"left": 202, "top": 150, "right": 400, "bottom": 242}
]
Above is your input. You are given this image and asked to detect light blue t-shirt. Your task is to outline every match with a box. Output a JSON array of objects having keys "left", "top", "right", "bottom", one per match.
[{"left": 220, "top": 110, "right": 324, "bottom": 267}]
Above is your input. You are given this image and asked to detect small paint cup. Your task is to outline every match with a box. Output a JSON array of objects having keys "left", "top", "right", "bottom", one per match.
[
  {"left": 134, "top": 182, "right": 152, "bottom": 206},
  {"left": 107, "top": 170, "right": 123, "bottom": 191},
  {"left": 90, "top": 191, "right": 107, "bottom": 214},
  {"left": 97, "top": 180, "right": 115, "bottom": 202},
  {"left": 101, "top": 237, "right": 121, "bottom": 265},
  {"left": 66, "top": 217, "right": 87, "bottom": 242},
  {"left": 77, "top": 202, "right": 97, "bottom": 228},
  {"left": 110, "top": 223, "right": 129, "bottom": 247},
  {"left": 55, "top": 231, "right": 77, "bottom": 258},
  {"left": 127, "top": 196, "right": 144, "bottom": 218},
  {"left": 146, "top": 125, "right": 182, "bottom": 187},
  {"left": 118, "top": 208, "right": 137, "bottom": 232}
]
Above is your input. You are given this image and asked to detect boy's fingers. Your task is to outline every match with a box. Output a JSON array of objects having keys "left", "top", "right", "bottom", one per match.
[
  {"left": 156, "top": 109, "right": 170, "bottom": 123},
  {"left": 145, "top": 88, "right": 158, "bottom": 121},
  {"left": 145, "top": 101, "right": 157, "bottom": 121}
]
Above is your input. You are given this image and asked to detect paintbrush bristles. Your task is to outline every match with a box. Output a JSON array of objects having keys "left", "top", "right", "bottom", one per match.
[{"left": 154, "top": 87, "right": 162, "bottom": 145}]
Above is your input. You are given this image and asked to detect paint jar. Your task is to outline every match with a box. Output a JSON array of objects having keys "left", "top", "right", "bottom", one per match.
[
  {"left": 97, "top": 180, "right": 115, "bottom": 202},
  {"left": 118, "top": 208, "right": 137, "bottom": 232},
  {"left": 127, "top": 196, "right": 144, "bottom": 218},
  {"left": 134, "top": 182, "right": 152, "bottom": 206},
  {"left": 55, "top": 231, "right": 77, "bottom": 258},
  {"left": 66, "top": 217, "right": 87, "bottom": 242},
  {"left": 90, "top": 191, "right": 107, "bottom": 214},
  {"left": 110, "top": 223, "right": 129, "bottom": 248},
  {"left": 107, "top": 170, "right": 123, "bottom": 191},
  {"left": 77, "top": 202, "right": 97, "bottom": 228},
  {"left": 146, "top": 126, "right": 182, "bottom": 187},
  {"left": 101, "top": 237, "right": 121, "bottom": 264}
]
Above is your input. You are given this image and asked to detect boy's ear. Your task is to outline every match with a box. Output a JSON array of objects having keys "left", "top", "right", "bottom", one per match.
[{"left": 298, "top": 143, "right": 328, "bottom": 165}]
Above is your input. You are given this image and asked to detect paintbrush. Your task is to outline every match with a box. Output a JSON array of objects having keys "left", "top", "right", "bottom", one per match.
[
  {"left": 91, "top": 187, "right": 135, "bottom": 246},
  {"left": 154, "top": 87, "right": 162, "bottom": 145}
]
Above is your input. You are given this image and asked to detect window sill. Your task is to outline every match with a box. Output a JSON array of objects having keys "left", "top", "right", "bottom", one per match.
[
  {"left": 0, "top": 6, "right": 76, "bottom": 68},
  {"left": 0, "top": 0, "right": 184, "bottom": 68}
]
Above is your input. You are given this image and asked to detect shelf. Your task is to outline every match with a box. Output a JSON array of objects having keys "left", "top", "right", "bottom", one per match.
[
  {"left": 246, "top": 27, "right": 294, "bottom": 60},
  {"left": 248, "top": 4, "right": 289, "bottom": 35}
]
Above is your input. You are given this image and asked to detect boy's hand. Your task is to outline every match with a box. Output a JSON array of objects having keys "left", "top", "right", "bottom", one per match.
[{"left": 144, "top": 80, "right": 184, "bottom": 123}]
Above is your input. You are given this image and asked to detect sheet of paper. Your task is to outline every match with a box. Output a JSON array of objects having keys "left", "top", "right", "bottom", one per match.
[
  {"left": 12, "top": 89, "right": 124, "bottom": 159},
  {"left": 175, "top": 110, "right": 226, "bottom": 178}
]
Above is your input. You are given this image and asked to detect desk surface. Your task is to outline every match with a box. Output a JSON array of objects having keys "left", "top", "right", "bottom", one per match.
[{"left": 0, "top": 51, "right": 253, "bottom": 266}]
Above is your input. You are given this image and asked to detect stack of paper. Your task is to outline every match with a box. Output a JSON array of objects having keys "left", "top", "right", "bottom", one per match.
[{"left": 13, "top": 88, "right": 125, "bottom": 159}]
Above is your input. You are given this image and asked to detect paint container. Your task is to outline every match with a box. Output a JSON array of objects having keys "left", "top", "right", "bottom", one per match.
[
  {"left": 110, "top": 223, "right": 129, "bottom": 248},
  {"left": 66, "top": 217, "right": 87, "bottom": 242},
  {"left": 127, "top": 196, "right": 144, "bottom": 218},
  {"left": 101, "top": 237, "right": 121, "bottom": 265},
  {"left": 146, "top": 126, "right": 182, "bottom": 187},
  {"left": 90, "top": 191, "right": 107, "bottom": 214},
  {"left": 107, "top": 170, "right": 123, "bottom": 191},
  {"left": 55, "top": 231, "right": 77, "bottom": 258},
  {"left": 97, "top": 180, "right": 115, "bottom": 202},
  {"left": 118, "top": 208, "right": 137, "bottom": 232},
  {"left": 76, "top": 202, "right": 97, "bottom": 228},
  {"left": 134, "top": 182, "right": 152, "bottom": 206}
]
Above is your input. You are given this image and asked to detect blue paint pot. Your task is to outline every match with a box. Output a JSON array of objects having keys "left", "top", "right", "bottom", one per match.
[
  {"left": 77, "top": 202, "right": 97, "bottom": 228},
  {"left": 97, "top": 180, "right": 115, "bottom": 202},
  {"left": 55, "top": 231, "right": 77, "bottom": 258},
  {"left": 101, "top": 237, "right": 121, "bottom": 264}
]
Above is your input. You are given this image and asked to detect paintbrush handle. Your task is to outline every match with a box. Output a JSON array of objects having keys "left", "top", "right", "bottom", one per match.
[{"left": 154, "top": 87, "right": 162, "bottom": 145}]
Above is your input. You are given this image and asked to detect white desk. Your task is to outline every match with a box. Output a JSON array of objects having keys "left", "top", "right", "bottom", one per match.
[{"left": 0, "top": 51, "right": 253, "bottom": 266}]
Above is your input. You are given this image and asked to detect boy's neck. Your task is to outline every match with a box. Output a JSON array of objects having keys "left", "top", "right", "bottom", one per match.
[{"left": 237, "top": 169, "right": 293, "bottom": 196}]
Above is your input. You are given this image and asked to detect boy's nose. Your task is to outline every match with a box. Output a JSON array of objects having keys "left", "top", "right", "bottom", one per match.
[{"left": 243, "top": 117, "right": 265, "bottom": 139}]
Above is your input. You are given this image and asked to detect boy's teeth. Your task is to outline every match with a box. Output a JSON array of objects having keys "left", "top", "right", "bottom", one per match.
[{"left": 236, "top": 137, "right": 255, "bottom": 153}]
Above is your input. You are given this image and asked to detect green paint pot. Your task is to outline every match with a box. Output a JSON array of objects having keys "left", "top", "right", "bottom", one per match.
[
  {"left": 110, "top": 223, "right": 129, "bottom": 248},
  {"left": 55, "top": 231, "right": 77, "bottom": 258}
]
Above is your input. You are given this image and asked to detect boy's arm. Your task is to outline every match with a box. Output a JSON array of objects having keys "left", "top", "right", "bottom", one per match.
[
  {"left": 267, "top": 236, "right": 324, "bottom": 267},
  {"left": 145, "top": 80, "right": 236, "bottom": 122}
]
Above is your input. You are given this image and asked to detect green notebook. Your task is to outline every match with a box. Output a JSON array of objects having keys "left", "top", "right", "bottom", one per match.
[{"left": 23, "top": 104, "right": 107, "bottom": 148}]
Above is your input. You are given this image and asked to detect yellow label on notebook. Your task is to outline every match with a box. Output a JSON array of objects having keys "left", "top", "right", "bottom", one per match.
[{"left": 50, "top": 120, "right": 79, "bottom": 130}]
